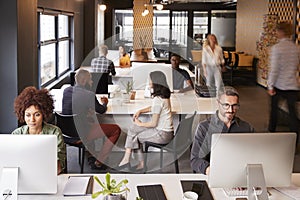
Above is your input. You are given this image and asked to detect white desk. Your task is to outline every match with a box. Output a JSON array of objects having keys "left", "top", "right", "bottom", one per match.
[
  {"left": 52, "top": 88, "right": 217, "bottom": 115},
  {"left": 101, "top": 90, "right": 216, "bottom": 115},
  {"left": 18, "top": 173, "right": 300, "bottom": 200}
]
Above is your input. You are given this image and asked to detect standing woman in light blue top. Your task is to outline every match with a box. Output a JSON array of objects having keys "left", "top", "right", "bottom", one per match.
[
  {"left": 12, "top": 86, "right": 66, "bottom": 174},
  {"left": 118, "top": 71, "right": 174, "bottom": 170}
]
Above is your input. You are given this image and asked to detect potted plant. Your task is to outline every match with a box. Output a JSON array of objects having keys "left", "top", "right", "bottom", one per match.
[
  {"left": 92, "top": 173, "right": 129, "bottom": 200},
  {"left": 122, "top": 81, "right": 135, "bottom": 102}
]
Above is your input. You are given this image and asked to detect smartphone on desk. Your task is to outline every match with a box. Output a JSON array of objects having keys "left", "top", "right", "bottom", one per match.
[{"left": 137, "top": 184, "right": 167, "bottom": 200}]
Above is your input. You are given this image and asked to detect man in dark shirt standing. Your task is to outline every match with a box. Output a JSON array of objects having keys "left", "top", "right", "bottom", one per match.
[
  {"left": 171, "top": 54, "right": 194, "bottom": 91},
  {"left": 62, "top": 69, "right": 121, "bottom": 170},
  {"left": 190, "top": 86, "right": 254, "bottom": 174}
]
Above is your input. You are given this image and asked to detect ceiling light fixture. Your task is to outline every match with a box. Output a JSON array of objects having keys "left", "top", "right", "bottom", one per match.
[
  {"left": 99, "top": 0, "right": 107, "bottom": 11},
  {"left": 141, "top": 0, "right": 168, "bottom": 15},
  {"left": 142, "top": 5, "right": 149, "bottom": 16},
  {"left": 155, "top": 4, "right": 164, "bottom": 10}
]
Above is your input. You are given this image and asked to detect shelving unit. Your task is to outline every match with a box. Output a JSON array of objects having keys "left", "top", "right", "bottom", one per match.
[{"left": 256, "top": 14, "right": 278, "bottom": 87}]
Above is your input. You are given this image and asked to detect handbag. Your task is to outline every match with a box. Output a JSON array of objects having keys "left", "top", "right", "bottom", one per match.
[{"left": 195, "top": 76, "right": 216, "bottom": 98}]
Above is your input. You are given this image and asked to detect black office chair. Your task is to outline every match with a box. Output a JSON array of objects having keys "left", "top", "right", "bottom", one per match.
[
  {"left": 143, "top": 112, "right": 196, "bottom": 173},
  {"left": 91, "top": 72, "right": 110, "bottom": 94},
  {"left": 55, "top": 112, "right": 86, "bottom": 173},
  {"left": 70, "top": 71, "right": 76, "bottom": 86},
  {"left": 223, "top": 51, "right": 237, "bottom": 85}
]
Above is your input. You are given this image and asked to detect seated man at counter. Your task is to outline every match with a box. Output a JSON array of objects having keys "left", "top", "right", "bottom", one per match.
[
  {"left": 170, "top": 54, "right": 194, "bottom": 91},
  {"left": 190, "top": 86, "right": 254, "bottom": 174},
  {"left": 62, "top": 69, "right": 121, "bottom": 170}
]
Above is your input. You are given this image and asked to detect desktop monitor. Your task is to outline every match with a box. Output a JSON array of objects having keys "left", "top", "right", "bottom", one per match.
[
  {"left": 131, "top": 63, "right": 173, "bottom": 92},
  {"left": 0, "top": 134, "right": 57, "bottom": 196},
  {"left": 209, "top": 132, "right": 296, "bottom": 193},
  {"left": 107, "top": 50, "right": 120, "bottom": 66}
]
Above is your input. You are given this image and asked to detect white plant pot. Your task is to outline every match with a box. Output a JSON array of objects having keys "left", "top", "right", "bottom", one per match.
[
  {"left": 122, "top": 93, "right": 130, "bottom": 103},
  {"left": 103, "top": 193, "right": 126, "bottom": 200}
]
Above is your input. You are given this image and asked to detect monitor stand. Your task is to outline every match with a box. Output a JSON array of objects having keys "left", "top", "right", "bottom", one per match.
[
  {"left": 247, "top": 164, "right": 269, "bottom": 200},
  {"left": 0, "top": 167, "right": 18, "bottom": 200}
]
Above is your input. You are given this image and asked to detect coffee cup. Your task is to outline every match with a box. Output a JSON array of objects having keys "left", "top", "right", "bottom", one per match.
[{"left": 182, "top": 191, "right": 198, "bottom": 200}]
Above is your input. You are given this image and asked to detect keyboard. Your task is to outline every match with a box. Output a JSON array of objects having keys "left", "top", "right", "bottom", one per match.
[{"left": 223, "top": 187, "right": 263, "bottom": 197}]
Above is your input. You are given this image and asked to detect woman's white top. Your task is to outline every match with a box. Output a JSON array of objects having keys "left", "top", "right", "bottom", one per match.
[
  {"left": 151, "top": 96, "right": 174, "bottom": 132},
  {"left": 202, "top": 44, "right": 224, "bottom": 68}
]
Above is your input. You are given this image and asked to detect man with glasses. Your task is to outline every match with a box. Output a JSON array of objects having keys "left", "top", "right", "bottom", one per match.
[{"left": 190, "top": 86, "right": 254, "bottom": 174}]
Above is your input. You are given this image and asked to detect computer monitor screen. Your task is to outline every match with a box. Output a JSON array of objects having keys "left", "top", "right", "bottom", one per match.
[
  {"left": 0, "top": 134, "right": 57, "bottom": 194},
  {"left": 107, "top": 50, "right": 120, "bottom": 66},
  {"left": 131, "top": 63, "right": 173, "bottom": 92},
  {"left": 209, "top": 132, "right": 296, "bottom": 188}
]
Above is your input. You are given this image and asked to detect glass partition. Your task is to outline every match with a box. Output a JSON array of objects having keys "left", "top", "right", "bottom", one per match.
[
  {"left": 171, "top": 11, "right": 188, "bottom": 58},
  {"left": 211, "top": 10, "right": 236, "bottom": 49},
  {"left": 153, "top": 10, "right": 170, "bottom": 58},
  {"left": 114, "top": 9, "right": 134, "bottom": 52},
  {"left": 193, "top": 11, "right": 208, "bottom": 50},
  {"left": 112, "top": 9, "right": 235, "bottom": 60}
]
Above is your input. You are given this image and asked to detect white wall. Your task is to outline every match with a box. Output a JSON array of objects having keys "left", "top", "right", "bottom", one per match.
[{"left": 236, "top": 0, "right": 268, "bottom": 56}]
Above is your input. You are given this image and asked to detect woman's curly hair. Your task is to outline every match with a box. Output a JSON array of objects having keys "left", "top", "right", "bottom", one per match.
[{"left": 14, "top": 86, "right": 54, "bottom": 123}]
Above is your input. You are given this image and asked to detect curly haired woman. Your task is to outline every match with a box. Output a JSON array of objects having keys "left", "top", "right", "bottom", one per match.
[{"left": 12, "top": 86, "right": 66, "bottom": 174}]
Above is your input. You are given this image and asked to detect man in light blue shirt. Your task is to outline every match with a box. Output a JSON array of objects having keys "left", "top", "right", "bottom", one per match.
[{"left": 267, "top": 21, "right": 300, "bottom": 143}]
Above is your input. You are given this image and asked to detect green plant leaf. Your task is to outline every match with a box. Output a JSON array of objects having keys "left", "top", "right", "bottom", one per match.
[
  {"left": 91, "top": 191, "right": 102, "bottom": 199},
  {"left": 115, "top": 179, "right": 128, "bottom": 189},
  {"left": 121, "top": 81, "right": 134, "bottom": 93},
  {"left": 92, "top": 173, "right": 129, "bottom": 197},
  {"left": 105, "top": 173, "right": 111, "bottom": 189},
  {"left": 94, "top": 176, "right": 106, "bottom": 189}
]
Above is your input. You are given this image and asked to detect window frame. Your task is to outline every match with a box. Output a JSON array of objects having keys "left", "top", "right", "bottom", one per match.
[{"left": 37, "top": 9, "right": 73, "bottom": 87}]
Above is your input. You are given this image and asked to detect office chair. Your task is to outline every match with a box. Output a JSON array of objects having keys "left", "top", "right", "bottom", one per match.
[
  {"left": 55, "top": 112, "right": 86, "bottom": 173},
  {"left": 143, "top": 112, "right": 196, "bottom": 173},
  {"left": 223, "top": 52, "right": 239, "bottom": 85},
  {"left": 70, "top": 71, "right": 76, "bottom": 86},
  {"left": 91, "top": 72, "right": 110, "bottom": 94}
]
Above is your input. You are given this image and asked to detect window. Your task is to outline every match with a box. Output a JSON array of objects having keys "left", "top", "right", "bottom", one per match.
[
  {"left": 153, "top": 10, "right": 170, "bottom": 58},
  {"left": 193, "top": 11, "right": 208, "bottom": 49},
  {"left": 114, "top": 9, "right": 134, "bottom": 51},
  {"left": 211, "top": 10, "right": 236, "bottom": 48},
  {"left": 38, "top": 11, "right": 73, "bottom": 86},
  {"left": 171, "top": 11, "right": 188, "bottom": 58}
]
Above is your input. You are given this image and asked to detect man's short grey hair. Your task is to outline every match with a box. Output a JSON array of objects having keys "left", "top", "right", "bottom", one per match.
[
  {"left": 217, "top": 86, "right": 239, "bottom": 100},
  {"left": 99, "top": 44, "right": 108, "bottom": 56}
]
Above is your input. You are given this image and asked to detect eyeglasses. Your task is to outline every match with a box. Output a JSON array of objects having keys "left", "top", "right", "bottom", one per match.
[{"left": 218, "top": 100, "right": 240, "bottom": 110}]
